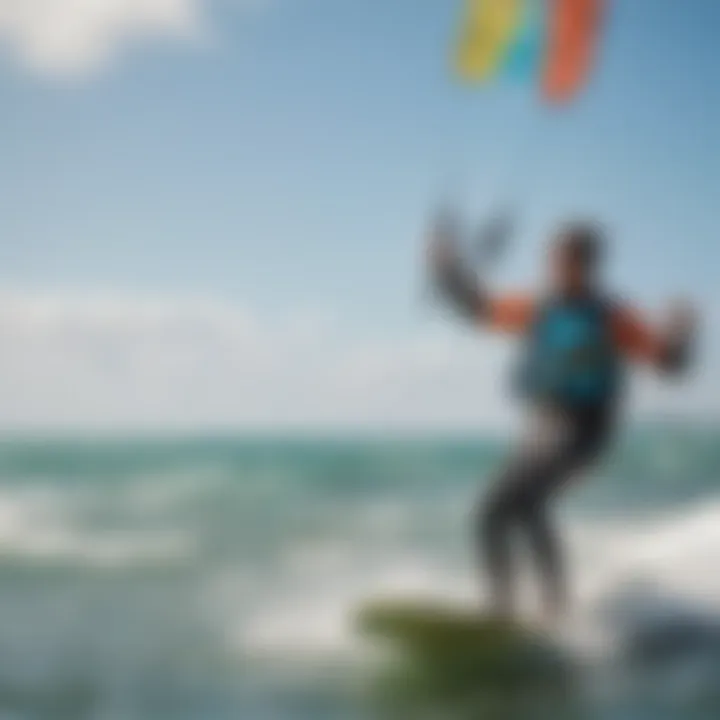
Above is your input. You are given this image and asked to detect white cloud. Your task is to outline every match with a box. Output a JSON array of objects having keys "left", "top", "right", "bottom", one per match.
[
  {"left": 0, "top": 288, "right": 514, "bottom": 433},
  {"left": 0, "top": 288, "right": 714, "bottom": 435},
  {"left": 0, "top": 0, "right": 257, "bottom": 77}
]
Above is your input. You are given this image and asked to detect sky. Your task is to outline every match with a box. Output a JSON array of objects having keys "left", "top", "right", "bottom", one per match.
[{"left": 0, "top": 0, "right": 718, "bottom": 433}]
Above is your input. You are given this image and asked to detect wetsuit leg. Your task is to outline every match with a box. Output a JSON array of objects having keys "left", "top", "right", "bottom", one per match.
[
  {"left": 477, "top": 406, "right": 610, "bottom": 615},
  {"left": 478, "top": 465, "right": 523, "bottom": 612},
  {"left": 478, "top": 450, "right": 568, "bottom": 614},
  {"left": 518, "top": 494, "right": 566, "bottom": 617}
]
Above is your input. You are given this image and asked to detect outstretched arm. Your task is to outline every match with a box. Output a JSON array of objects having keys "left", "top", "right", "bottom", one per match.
[
  {"left": 427, "top": 232, "right": 533, "bottom": 333},
  {"left": 428, "top": 232, "right": 488, "bottom": 321},
  {"left": 612, "top": 302, "right": 697, "bottom": 375}
]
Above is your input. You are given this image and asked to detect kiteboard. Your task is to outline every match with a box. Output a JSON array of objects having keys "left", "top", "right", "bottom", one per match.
[{"left": 353, "top": 597, "right": 578, "bottom": 714}]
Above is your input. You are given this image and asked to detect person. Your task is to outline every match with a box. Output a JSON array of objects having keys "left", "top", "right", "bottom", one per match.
[{"left": 427, "top": 219, "right": 697, "bottom": 620}]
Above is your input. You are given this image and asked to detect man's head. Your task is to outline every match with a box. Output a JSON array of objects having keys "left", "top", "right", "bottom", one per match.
[{"left": 550, "top": 222, "right": 605, "bottom": 296}]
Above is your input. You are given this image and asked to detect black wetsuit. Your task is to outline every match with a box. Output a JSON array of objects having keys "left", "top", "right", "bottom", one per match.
[{"left": 477, "top": 401, "right": 615, "bottom": 614}]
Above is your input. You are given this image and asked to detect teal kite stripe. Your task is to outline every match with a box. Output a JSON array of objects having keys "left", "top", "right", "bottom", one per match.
[{"left": 502, "top": 0, "right": 546, "bottom": 80}]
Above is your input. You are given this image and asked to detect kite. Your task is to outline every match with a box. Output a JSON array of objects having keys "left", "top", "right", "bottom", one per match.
[{"left": 455, "top": 0, "right": 607, "bottom": 103}]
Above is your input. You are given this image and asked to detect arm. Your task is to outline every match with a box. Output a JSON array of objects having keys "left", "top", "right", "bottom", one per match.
[
  {"left": 611, "top": 302, "right": 697, "bottom": 375},
  {"left": 428, "top": 234, "right": 533, "bottom": 333}
]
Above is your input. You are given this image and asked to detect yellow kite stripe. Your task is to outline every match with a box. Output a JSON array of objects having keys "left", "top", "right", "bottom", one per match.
[{"left": 455, "top": 0, "right": 525, "bottom": 82}]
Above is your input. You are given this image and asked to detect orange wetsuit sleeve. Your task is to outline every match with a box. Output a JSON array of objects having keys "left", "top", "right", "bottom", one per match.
[
  {"left": 610, "top": 305, "right": 665, "bottom": 365},
  {"left": 486, "top": 295, "right": 535, "bottom": 334}
]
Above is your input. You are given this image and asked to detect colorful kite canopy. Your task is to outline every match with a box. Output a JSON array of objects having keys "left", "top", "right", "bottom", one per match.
[{"left": 455, "top": 0, "right": 606, "bottom": 103}]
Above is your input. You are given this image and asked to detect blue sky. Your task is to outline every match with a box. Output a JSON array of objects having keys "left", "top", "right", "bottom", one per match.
[{"left": 0, "top": 0, "right": 718, "bottom": 431}]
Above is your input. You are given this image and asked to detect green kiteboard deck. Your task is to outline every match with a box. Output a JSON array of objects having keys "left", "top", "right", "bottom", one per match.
[{"left": 353, "top": 598, "right": 578, "bottom": 715}]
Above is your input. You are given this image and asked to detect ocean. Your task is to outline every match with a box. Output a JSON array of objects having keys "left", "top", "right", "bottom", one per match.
[{"left": 0, "top": 426, "right": 719, "bottom": 719}]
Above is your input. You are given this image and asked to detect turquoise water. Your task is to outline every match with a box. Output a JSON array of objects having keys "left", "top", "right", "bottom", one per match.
[{"left": 0, "top": 427, "right": 719, "bottom": 718}]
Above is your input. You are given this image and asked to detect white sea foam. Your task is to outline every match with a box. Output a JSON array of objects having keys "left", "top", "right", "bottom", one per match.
[
  {"left": 234, "top": 498, "right": 720, "bottom": 660},
  {"left": 572, "top": 500, "right": 720, "bottom": 609},
  {"left": 0, "top": 486, "right": 195, "bottom": 567},
  {"left": 236, "top": 550, "right": 473, "bottom": 658}
]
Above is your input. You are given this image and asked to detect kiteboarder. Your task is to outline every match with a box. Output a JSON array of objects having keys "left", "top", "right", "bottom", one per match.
[{"left": 427, "top": 219, "right": 697, "bottom": 620}]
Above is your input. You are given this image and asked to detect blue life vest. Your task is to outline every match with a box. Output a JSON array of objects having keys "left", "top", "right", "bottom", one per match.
[{"left": 514, "top": 296, "right": 621, "bottom": 407}]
